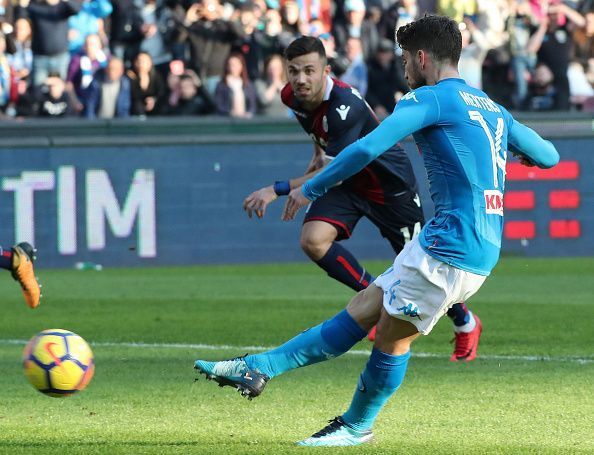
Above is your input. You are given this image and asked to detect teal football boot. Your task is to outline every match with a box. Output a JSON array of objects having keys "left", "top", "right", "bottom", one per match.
[
  {"left": 297, "top": 416, "right": 373, "bottom": 446},
  {"left": 194, "top": 356, "right": 269, "bottom": 400}
]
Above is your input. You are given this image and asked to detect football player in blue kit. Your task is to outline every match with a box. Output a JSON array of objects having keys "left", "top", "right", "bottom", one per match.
[
  {"left": 196, "top": 16, "right": 559, "bottom": 446},
  {"left": 243, "top": 36, "right": 481, "bottom": 358}
]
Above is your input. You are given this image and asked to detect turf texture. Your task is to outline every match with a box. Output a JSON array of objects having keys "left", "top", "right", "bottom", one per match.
[{"left": 0, "top": 257, "right": 592, "bottom": 454}]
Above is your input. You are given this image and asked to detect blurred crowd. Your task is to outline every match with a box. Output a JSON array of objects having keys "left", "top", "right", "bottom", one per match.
[{"left": 0, "top": 0, "right": 593, "bottom": 120}]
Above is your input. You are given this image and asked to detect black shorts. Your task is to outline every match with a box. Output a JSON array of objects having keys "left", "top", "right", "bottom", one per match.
[{"left": 303, "top": 185, "right": 425, "bottom": 255}]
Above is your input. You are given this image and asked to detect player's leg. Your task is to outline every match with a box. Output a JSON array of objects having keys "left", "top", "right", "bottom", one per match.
[
  {"left": 0, "top": 242, "right": 41, "bottom": 309},
  {"left": 243, "top": 284, "right": 381, "bottom": 377},
  {"left": 374, "top": 197, "right": 484, "bottom": 360},
  {"left": 301, "top": 221, "right": 374, "bottom": 291},
  {"left": 301, "top": 188, "right": 374, "bottom": 292},
  {"left": 447, "top": 302, "right": 483, "bottom": 362},
  {"left": 297, "top": 237, "right": 487, "bottom": 446},
  {"left": 297, "top": 312, "right": 419, "bottom": 447},
  {"left": 364, "top": 190, "right": 424, "bottom": 341},
  {"left": 194, "top": 285, "right": 383, "bottom": 398}
]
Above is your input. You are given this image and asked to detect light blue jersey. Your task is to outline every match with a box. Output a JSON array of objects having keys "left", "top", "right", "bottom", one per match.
[{"left": 303, "top": 78, "right": 559, "bottom": 276}]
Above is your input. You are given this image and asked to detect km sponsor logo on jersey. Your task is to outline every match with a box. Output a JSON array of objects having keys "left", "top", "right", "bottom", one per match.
[{"left": 484, "top": 190, "right": 504, "bottom": 216}]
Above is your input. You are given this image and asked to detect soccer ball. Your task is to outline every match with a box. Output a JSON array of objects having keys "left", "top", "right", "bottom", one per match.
[{"left": 22, "top": 329, "right": 95, "bottom": 398}]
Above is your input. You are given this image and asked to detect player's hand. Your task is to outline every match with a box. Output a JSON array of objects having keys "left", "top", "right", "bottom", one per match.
[
  {"left": 512, "top": 151, "right": 536, "bottom": 167},
  {"left": 243, "top": 186, "right": 278, "bottom": 219},
  {"left": 282, "top": 187, "right": 311, "bottom": 221}
]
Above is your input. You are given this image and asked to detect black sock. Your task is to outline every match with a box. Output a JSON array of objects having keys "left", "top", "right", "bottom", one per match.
[
  {"left": 0, "top": 247, "right": 12, "bottom": 271},
  {"left": 447, "top": 302, "right": 470, "bottom": 326},
  {"left": 315, "top": 242, "right": 374, "bottom": 292}
]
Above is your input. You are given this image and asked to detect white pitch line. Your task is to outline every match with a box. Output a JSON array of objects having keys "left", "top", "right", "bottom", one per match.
[{"left": 2, "top": 339, "right": 592, "bottom": 364}]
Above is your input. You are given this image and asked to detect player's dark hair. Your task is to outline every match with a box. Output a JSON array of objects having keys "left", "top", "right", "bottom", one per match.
[
  {"left": 396, "top": 15, "right": 462, "bottom": 65},
  {"left": 284, "top": 36, "right": 326, "bottom": 62}
]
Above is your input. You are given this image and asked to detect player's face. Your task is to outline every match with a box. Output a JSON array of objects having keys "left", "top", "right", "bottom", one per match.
[
  {"left": 402, "top": 50, "right": 427, "bottom": 90},
  {"left": 286, "top": 52, "right": 329, "bottom": 105}
]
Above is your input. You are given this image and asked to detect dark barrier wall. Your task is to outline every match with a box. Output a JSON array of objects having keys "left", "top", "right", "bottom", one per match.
[{"left": 0, "top": 117, "right": 592, "bottom": 268}]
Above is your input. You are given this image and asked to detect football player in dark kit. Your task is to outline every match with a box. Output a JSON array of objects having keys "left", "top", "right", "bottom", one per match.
[{"left": 243, "top": 36, "right": 482, "bottom": 360}]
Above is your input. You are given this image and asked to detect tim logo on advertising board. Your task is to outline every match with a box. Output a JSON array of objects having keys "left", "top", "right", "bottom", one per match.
[{"left": 2, "top": 166, "right": 156, "bottom": 258}]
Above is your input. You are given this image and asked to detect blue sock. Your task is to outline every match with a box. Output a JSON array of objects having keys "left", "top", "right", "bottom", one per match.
[
  {"left": 315, "top": 242, "right": 375, "bottom": 292},
  {"left": 342, "top": 348, "right": 411, "bottom": 432},
  {"left": 245, "top": 310, "right": 367, "bottom": 378},
  {"left": 447, "top": 302, "right": 470, "bottom": 326}
]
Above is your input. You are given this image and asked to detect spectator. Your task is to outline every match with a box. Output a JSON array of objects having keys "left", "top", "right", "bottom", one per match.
[
  {"left": 334, "top": 0, "right": 379, "bottom": 60},
  {"left": 568, "top": 59, "right": 594, "bottom": 107},
  {"left": 0, "top": 0, "right": 16, "bottom": 24},
  {"left": 587, "top": 57, "right": 594, "bottom": 86},
  {"left": 583, "top": 56, "right": 594, "bottom": 111},
  {"left": 437, "top": 0, "right": 477, "bottom": 23},
  {"left": 165, "top": 58, "right": 183, "bottom": 107},
  {"left": 475, "top": 0, "right": 509, "bottom": 51},
  {"left": 319, "top": 31, "right": 349, "bottom": 77},
  {"left": 281, "top": 1, "right": 305, "bottom": 38},
  {"left": 67, "top": 33, "right": 108, "bottom": 100},
  {"left": 507, "top": 0, "right": 547, "bottom": 109},
  {"left": 527, "top": 62, "right": 556, "bottom": 111},
  {"left": 109, "top": 0, "right": 144, "bottom": 65},
  {"left": 255, "top": 54, "right": 288, "bottom": 117},
  {"left": 537, "top": 1, "right": 586, "bottom": 110},
  {"left": 340, "top": 36, "right": 367, "bottom": 96},
  {"left": 366, "top": 38, "right": 408, "bottom": 118},
  {"left": 458, "top": 17, "right": 491, "bottom": 89},
  {"left": 128, "top": 51, "right": 165, "bottom": 115},
  {"left": 166, "top": 69, "right": 215, "bottom": 115},
  {"left": 295, "top": 0, "right": 332, "bottom": 30},
  {"left": 214, "top": 52, "right": 256, "bottom": 118},
  {"left": 260, "top": 8, "right": 284, "bottom": 57},
  {"left": 0, "top": 30, "right": 17, "bottom": 115},
  {"left": 139, "top": 0, "right": 175, "bottom": 75},
  {"left": 377, "top": 0, "right": 418, "bottom": 42},
  {"left": 8, "top": 17, "right": 33, "bottom": 83},
  {"left": 14, "top": 82, "right": 36, "bottom": 115},
  {"left": 19, "top": 0, "right": 82, "bottom": 86},
  {"left": 180, "top": 0, "right": 242, "bottom": 93},
  {"left": 573, "top": 10, "right": 594, "bottom": 66},
  {"left": 36, "top": 74, "right": 76, "bottom": 116},
  {"left": 0, "top": 0, "right": 589, "bottom": 117},
  {"left": 68, "top": 0, "right": 112, "bottom": 54},
  {"left": 236, "top": 1, "right": 266, "bottom": 82},
  {"left": 307, "top": 17, "right": 328, "bottom": 37},
  {"left": 82, "top": 56, "right": 131, "bottom": 118},
  {"left": 251, "top": 0, "right": 267, "bottom": 22}
]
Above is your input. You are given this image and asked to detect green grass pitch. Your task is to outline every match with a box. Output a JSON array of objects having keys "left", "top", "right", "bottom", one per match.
[{"left": 0, "top": 257, "right": 592, "bottom": 454}]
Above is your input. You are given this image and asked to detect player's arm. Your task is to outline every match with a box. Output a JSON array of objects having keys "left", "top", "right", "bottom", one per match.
[
  {"left": 242, "top": 156, "right": 326, "bottom": 220},
  {"left": 283, "top": 89, "right": 440, "bottom": 219},
  {"left": 507, "top": 118, "right": 560, "bottom": 169},
  {"left": 295, "top": 94, "right": 376, "bottom": 194},
  {"left": 305, "top": 144, "right": 326, "bottom": 173},
  {"left": 244, "top": 83, "right": 330, "bottom": 219}
]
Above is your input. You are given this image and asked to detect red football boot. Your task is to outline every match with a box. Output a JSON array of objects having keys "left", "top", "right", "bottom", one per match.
[{"left": 450, "top": 315, "right": 482, "bottom": 362}]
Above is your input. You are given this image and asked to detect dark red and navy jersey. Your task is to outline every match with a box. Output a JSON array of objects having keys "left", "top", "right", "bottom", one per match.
[{"left": 281, "top": 76, "right": 418, "bottom": 204}]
